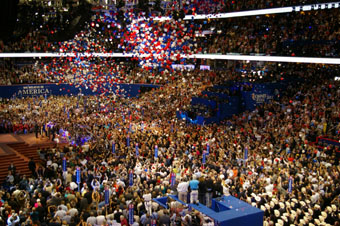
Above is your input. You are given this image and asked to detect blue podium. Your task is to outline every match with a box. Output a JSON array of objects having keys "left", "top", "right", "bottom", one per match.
[{"left": 153, "top": 195, "right": 263, "bottom": 226}]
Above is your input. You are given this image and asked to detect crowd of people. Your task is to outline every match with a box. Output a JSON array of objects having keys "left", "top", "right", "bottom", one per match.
[
  {"left": 1, "top": 0, "right": 340, "bottom": 92},
  {"left": 1, "top": 1, "right": 340, "bottom": 58},
  {"left": 0, "top": 1, "right": 340, "bottom": 226},
  {"left": 0, "top": 63, "right": 340, "bottom": 226}
]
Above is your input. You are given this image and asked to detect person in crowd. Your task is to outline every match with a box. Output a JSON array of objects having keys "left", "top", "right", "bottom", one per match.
[{"left": 189, "top": 175, "right": 199, "bottom": 204}]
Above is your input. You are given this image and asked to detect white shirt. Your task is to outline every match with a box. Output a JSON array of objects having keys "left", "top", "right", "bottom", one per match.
[
  {"left": 54, "top": 210, "right": 66, "bottom": 218},
  {"left": 86, "top": 216, "right": 97, "bottom": 225},
  {"left": 143, "top": 193, "right": 152, "bottom": 202},
  {"left": 265, "top": 184, "right": 274, "bottom": 193},
  {"left": 177, "top": 181, "right": 189, "bottom": 193},
  {"left": 96, "top": 215, "right": 106, "bottom": 225}
]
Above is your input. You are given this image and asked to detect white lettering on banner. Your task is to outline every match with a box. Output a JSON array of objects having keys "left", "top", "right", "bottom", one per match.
[
  {"left": 251, "top": 93, "right": 273, "bottom": 103},
  {"left": 17, "top": 86, "right": 51, "bottom": 96}
]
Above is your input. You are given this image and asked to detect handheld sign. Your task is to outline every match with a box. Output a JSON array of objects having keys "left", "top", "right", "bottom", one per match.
[
  {"left": 151, "top": 219, "right": 156, "bottom": 226},
  {"left": 127, "top": 135, "right": 130, "bottom": 147}
]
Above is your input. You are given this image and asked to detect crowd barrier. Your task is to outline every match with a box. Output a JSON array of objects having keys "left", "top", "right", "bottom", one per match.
[{"left": 317, "top": 137, "right": 340, "bottom": 148}]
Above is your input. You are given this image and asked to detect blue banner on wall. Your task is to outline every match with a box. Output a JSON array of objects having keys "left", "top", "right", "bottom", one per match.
[{"left": 0, "top": 83, "right": 160, "bottom": 99}]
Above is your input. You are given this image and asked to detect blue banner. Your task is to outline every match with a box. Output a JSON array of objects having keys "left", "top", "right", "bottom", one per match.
[
  {"left": 288, "top": 177, "right": 292, "bottom": 193},
  {"left": 112, "top": 142, "right": 115, "bottom": 154},
  {"left": 202, "top": 151, "right": 206, "bottom": 165},
  {"left": 206, "top": 143, "right": 210, "bottom": 155},
  {"left": 170, "top": 172, "right": 176, "bottom": 187},
  {"left": 151, "top": 219, "right": 156, "bottom": 226},
  {"left": 62, "top": 157, "right": 66, "bottom": 172},
  {"left": 105, "top": 188, "right": 109, "bottom": 205},
  {"left": 141, "top": 122, "right": 144, "bottom": 132},
  {"left": 76, "top": 167, "right": 81, "bottom": 184},
  {"left": 244, "top": 147, "right": 248, "bottom": 160},
  {"left": 129, "top": 170, "right": 133, "bottom": 187},
  {"left": 127, "top": 136, "right": 130, "bottom": 147},
  {"left": 135, "top": 143, "right": 139, "bottom": 156},
  {"left": 155, "top": 145, "right": 158, "bottom": 158},
  {"left": 241, "top": 84, "right": 276, "bottom": 111},
  {"left": 129, "top": 204, "right": 134, "bottom": 225},
  {"left": 0, "top": 83, "right": 161, "bottom": 99}
]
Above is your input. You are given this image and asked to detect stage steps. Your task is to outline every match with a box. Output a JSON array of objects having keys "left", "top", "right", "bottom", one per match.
[
  {"left": 0, "top": 152, "right": 31, "bottom": 183},
  {"left": 0, "top": 142, "right": 57, "bottom": 183}
]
